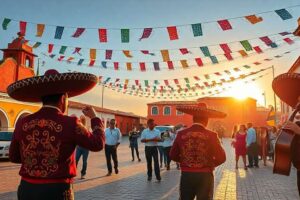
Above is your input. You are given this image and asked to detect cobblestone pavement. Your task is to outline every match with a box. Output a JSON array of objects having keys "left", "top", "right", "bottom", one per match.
[{"left": 0, "top": 138, "right": 298, "bottom": 200}]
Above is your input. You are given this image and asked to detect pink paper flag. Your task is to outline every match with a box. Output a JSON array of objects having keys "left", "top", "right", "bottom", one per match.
[
  {"left": 179, "top": 48, "right": 190, "bottom": 54},
  {"left": 220, "top": 43, "right": 232, "bottom": 53},
  {"left": 58, "top": 56, "right": 65, "bottom": 61},
  {"left": 139, "top": 62, "right": 146, "bottom": 71},
  {"left": 113, "top": 62, "right": 119, "bottom": 70},
  {"left": 72, "top": 28, "right": 85, "bottom": 37},
  {"left": 260, "top": 36, "right": 272, "bottom": 46},
  {"left": 89, "top": 60, "right": 95, "bottom": 66},
  {"left": 19, "top": 21, "right": 27, "bottom": 35},
  {"left": 135, "top": 80, "right": 139, "bottom": 85},
  {"left": 98, "top": 28, "right": 107, "bottom": 43},
  {"left": 139, "top": 28, "right": 152, "bottom": 40},
  {"left": 167, "top": 61, "right": 174, "bottom": 70},
  {"left": 167, "top": 26, "right": 179, "bottom": 40},
  {"left": 217, "top": 20, "right": 232, "bottom": 31},
  {"left": 73, "top": 47, "right": 82, "bottom": 55},
  {"left": 224, "top": 53, "right": 233, "bottom": 60},
  {"left": 253, "top": 46, "right": 263, "bottom": 53},
  {"left": 164, "top": 80, "right": 169, "bottom": 86},
  {"left": 106, "top": 50, "right": 113, "bottom": 60},
  {"left": 283, "top": 38, "right": 294, "bottom": 44},
  {"left": 195, "top": 58, "right": 203, "bottom": 67},
  {"left": 48, "top": 44, "right": 54, "bottom": 53}
]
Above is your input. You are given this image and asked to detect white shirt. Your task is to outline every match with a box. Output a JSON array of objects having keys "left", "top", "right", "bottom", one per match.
[
  {"left": 141, "top": 128, "right": 161, "bottom": 147},
  {"left": 105, "top": 127, "right": 122, "bottom": 145}
]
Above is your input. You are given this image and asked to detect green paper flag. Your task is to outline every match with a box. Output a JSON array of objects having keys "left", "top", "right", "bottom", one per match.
[
  {"left": 191, "top": 23, "right": 202, "bottom": 37},
  {"left": 32, "top": 42, "right": 42, "bottom": 48},
  {"left": 2, "top": 18, "right": 11, "bottom": 30},
  {"left": 121, "top": 29, "right": 130, "bottom": 43},
  {"left": 184, "top": 78, "right": 189, "bottom": 83},
  {"left": 144, "top": 80, "right": 149, "bottom": 87},
  {"left": 240, "top": 40, "right": 252, "bottom": 51},
  {"left": 154, "top": 80, "right": 159, "bottom": 85},
  {"left": 59, "top": 46, "right": 67, "bottom": 54}
]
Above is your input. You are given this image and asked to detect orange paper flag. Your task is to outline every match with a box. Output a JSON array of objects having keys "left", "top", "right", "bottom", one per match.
[
  {"left": 180, "top": 60, "right": 189, "bottom": 68},
  {"left": 36, "top": 24, "right": 45, "bottom": 37},
  {"left": 123, "top": 50, "right": 133, "bottom": 58},
  {"left": 90, "top": 49, "right": 96, "bottom": 60},
  {"left": 126, "top": 63, "right": 132, "bottom": 71},
  {"left": 161, "top": 50, "right": 170, "bottom": 62},
  {"left": 238, "top": 50, "right": 248, "bottom": 57},
  {"left": 245, "top": 15, "right": 263, "bottom": 24}
]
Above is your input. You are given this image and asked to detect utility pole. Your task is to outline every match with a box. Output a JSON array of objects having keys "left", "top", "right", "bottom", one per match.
[
  {"left": 272, "top": 65, "right": 277, "bottom": 123},
  {"left": 101, "top": 85, "right": 105, "bottom": 108}
]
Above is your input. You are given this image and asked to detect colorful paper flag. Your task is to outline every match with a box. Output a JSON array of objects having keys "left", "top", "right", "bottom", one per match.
[
  {"left": 55, "top": 26, "right": 64, "bottom": 39},
  {"left": 191, "top": 23, "right": 202, "bottom": 37},
  {"left": 167, "top": 26, "right": 179, "bottom": 40},
  {"left": 101, "top": 61, "right": 107, "bottom": 68},
  {"left": 90, "top": 49, "right": 96, "bottom": 60},
  {"left": 240, "top": 40, "right": 252, "bottom": 51},
  {"left": 200, "top": 46, "right": 211, "bottom": 57},
  {"left": 245, "top": 15, "right": 263, "bottom": 24},
  {"left": 2, "top": 18, "right": 11, "bottom": 30},
  {"left": 144, "top": 80, "right": 149, "bottom": 87},
  {"left": 121, "top": 29, "right": 130, "bottom": 43},
  {"left": 114, "top": 62, "right": 119, "bottom": 70},
  {"left": 238, "top": 50, "right": 248, "bottom": 57},
  {"left": 279, "top": 31, "right": 291, "bottom": 36},
  {"left": 89, "top": 60, "right": 95, "bottom": 66},
  {"left": 275, "top": 9, "right": 293, "bottom": 20},
  {"left": 224, "top": 53, "right": 233, "bottom": 60},
  {"left": 98, "top": 28, "right": 107, "bottom": 42},
  {"left": 140, "top": 63, "right": 146, "bottom": 71},
  {"left": 210, "top": 56, "right": 218, "bottom": 64},
  {"left": 32, "top": 42, "right": 41, "bottom": 48},
  {"left": 105, "top": 50, "right": 113, "bottom": 60},
  {"left": 179, "top": 48, "right": 190, "bottom": 55},
  {"left": 126, "top": 63, "right": 132, "bottom": 71},
  {"left": 167, "top": 61, "right": 174, "bottom": 70},
  {"left": 270, "top": 43, "right": 278, "bottom": 48},
  {"left": 72, "top": 28, "right": 85, "bottom": 38},
  {"left": 217, "top": 20, "right": 232, "bottom": 31},
  {"left": 58, "top": 56, "right": 65, "bottom": 61},
  {"left": 59, "top": 46, "right": 67, "bottom": 54},
  {"left": 49, "top": 54, "right": 56, "bottom": 58},
  {"left": 260, "top": 36, "right": 272, "bottom": 46},
  {"left": 19, "top": 21, "right": 27, "bottom": 35},
  {"left": 78, "top": 59, "right": 84, "bottom": 65},
  {"left": 123, "top": 50, "right": 133, "bottom": 58},
  {"left": 73, "top": 47, "right": 82, "bottom": 55},
  {"left": 153, "top": 62, "right": 160, "bottom": 71},
  {"left": 180, "top": 60, "right": 188, "bottom": 68},
  {"left": 253, "top": 46, "right": 263, "bottom": 53},
  {"left": 141, "top": 50, "right": 155, "bottom": 56},
  {"left": 48, "top": 44, "right": 54, "bottom": 53},
  {"left": 283, "top": 38, "right": 294, "bottom": 44},
  {"left": 220, "top": 43, "right": 232, "bottom": 54},
  {"left": 161, "top": 50, "right": 170, "bottom": 62},
  {"left": 36, "top": 24, "right": 45, "bottom": 37},
  {"left": 195, "top": 58, "right": 203, "bottom": 67},
  {"left": 67, "top": 57, "right": 74, "bottom": 63},
  {"left": 184, "top": 78, "right": 189, "bottom": 83},
  {"left": 164, "top": 80, "right": 169, "bottom": 86},
  {"left": 139, "top": 28, "right": 152, "bottom": 40},
  {"left": 135, "top": 80, "right": 139, "bottom": 86}
]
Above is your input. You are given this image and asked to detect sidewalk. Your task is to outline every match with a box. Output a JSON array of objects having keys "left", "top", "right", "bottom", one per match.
[{"left": 0, "top": 138, "right": 298, "bottom": 200}]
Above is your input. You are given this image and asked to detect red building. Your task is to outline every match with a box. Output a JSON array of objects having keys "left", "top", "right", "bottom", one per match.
[{"left": 147, "top": 97, "right": 272, "bottom": 137}]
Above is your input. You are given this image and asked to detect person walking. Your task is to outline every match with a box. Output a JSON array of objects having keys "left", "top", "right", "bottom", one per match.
[
  {"left": 246, "top": 123, "right": 259, "bottom": 168},
  {"left": 8, "top": 69, "right": 105, "bottom": 200},
  {"left": 268, "top": 126, "right": 277, "bottom": 161},
  {"left": 141, "top": 119, "right": 162, "bottom": 182},
  {"left": 75, "top": 115, "right": 90, "bottom": 179},
  {"left": 170, "top": 103, "right": 226, "bottom": 200},
  {"left": 129, "top": 127, "right": 141, "bottom": 162},
  {"left": 104, "top": 119, "right": 122, "bottom": 176},
  {"left": 234, "top": 124, "right": 247, "bottom": 170},
  {"left": 162, "top": 129, "right": 175, "bottom": 170}
]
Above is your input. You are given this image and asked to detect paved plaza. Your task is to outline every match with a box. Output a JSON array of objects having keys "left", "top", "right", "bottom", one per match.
[{"left": 0, "top": 138, "right": 298, "bottom": 200}]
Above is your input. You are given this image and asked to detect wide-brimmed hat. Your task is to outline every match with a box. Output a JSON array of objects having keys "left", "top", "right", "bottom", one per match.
[
  {"left": 176, "top": 103, "right": 226, "bottom": 118},
  {"left": 7, "top": 69, "right": 98, "bottom": 102},
  {"left": 272, "top": 72, "right": 300, "bottom": 108}
]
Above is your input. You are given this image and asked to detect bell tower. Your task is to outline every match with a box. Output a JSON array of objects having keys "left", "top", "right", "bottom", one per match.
[{"left": 0, "top": 32, "right": 36, "bottom": 93}]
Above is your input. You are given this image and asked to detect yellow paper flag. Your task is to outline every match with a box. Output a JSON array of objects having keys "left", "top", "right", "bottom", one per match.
[
  {"left": 36, "top": 24, "right": 45, "bottom": 37},
  {"left": 238, "top": 50, "right": 248, "bottom": 57},
  {"left": 123, "top": 50, "right": 133, "bottom": 58},
  {"left": 161, "top": 50, "right": 170, "bottom": 62},
  {"left": 126, "top": 62, "right": 132, "bottom": 71},
  {"left": 90, "top": 49, "right": 96, "bottom": 60},
  {"left": 180, "top": 60, "right": 189, "bottom": 68}
]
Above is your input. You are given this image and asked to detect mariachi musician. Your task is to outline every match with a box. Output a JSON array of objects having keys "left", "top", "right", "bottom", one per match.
[{"left": 272, "top": 39, "right": 300, "bottom": 196}]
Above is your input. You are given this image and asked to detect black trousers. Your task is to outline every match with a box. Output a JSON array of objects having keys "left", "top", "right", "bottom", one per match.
[
  {"left": 17, "top": 180, "right": 74, "bottom": 200},
  {"left": 298, "top": 170, "right": 300, "bottom": 197},
  {"left": 163, "top": 146, "right": 172, "bottom": 166},
  {"left": 130, "top": 144, "right": 140, "bottom": 160},
  {"left": 247, "top": 143, "right": 259, "bottom": 166},
  {"left": 105, "top": 144, "right": 118, "bottom": 173},
  {"left": 145, "top": 146, "right": 160, "bottom": 178},
  {"left": 180, "top": 172, "right": 214, "bottom": 200}
]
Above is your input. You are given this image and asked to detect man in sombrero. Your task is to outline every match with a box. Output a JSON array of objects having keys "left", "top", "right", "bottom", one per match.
[
  {"left": 170, "top": 103, "right": 226, "bottom": 200},
  {"left": 272, "top": 63, "right": 300, "bottom": 196},
  {"left": 7, "top": 69, "right": 105, "bottom": 200}
]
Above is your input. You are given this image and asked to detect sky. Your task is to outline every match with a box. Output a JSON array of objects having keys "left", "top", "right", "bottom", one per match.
[{"left": 0, "top": 0, "right": 299, "bottom": 116}]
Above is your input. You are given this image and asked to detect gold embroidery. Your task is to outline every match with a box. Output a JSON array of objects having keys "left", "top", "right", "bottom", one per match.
[
  {"left": 180, "top": 132, "right": 214, "bottom": 168},
  {"left": 20, "top": 119, "right": 62, "bottom": 177}
]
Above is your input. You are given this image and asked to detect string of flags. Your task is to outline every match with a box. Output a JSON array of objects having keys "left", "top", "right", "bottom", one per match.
[
  {"left": 43, "top": 36, "right": 299, "bottom": 72},
  {"left": 1, "top": 5, "right": 299, "bottom": 42}
]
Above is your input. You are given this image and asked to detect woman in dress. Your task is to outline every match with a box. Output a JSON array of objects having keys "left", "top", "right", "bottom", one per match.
[{"left": 234, "top": 124, "right": 248, "bottom": 170}]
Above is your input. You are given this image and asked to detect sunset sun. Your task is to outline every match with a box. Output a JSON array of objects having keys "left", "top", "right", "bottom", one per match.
[{"left": 223, "top": 81, "right": 263, "bottom": 101}]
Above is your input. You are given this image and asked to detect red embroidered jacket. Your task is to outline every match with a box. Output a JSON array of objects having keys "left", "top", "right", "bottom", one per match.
[
  {"left": 170, "top": 124, "right": 226, "bottom": 173},
  {"left": 9, "top": 107, "right": 105, "bottom": 183}
]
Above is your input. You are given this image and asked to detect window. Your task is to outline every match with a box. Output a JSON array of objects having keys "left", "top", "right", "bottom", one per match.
[
  {"left": 25, "top": 56, "right": 32, "bottom": 68},
  {"left": 151, "top": 106, "right": 158, "bottom": 115},
  {"left": 176, "top": 110, "right": 184, "bottom": 116},
  {"left": 163, "top": 106, "right": 171, "bottom": 115}
]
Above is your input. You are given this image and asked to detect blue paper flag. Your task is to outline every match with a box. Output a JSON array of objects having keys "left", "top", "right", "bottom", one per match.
[
  {"left": 55, "top": 26, "right": 64, "bottom": 39},
  {"left": 200, "top": 46, "right": 211, "bottom": 57},
  {"left": 275, "top": 9, "right": 293, "bottom": 20},
  {"left": 102, "top": 61, "right": 107, "bottom": 68},
  {"left": 210, "top": 56, "right": 219, "bottom": 64},
  {"left": 78, "top": 59, "right": 84, "bottom": 65}
]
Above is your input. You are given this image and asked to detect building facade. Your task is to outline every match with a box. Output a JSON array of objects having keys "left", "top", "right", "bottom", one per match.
[{"left": 148, "top": 97, "right": 272, "bottom": 137}]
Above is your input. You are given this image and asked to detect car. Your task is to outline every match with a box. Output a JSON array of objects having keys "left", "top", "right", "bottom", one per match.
[
  {"left": 155, "top": 125, "right": 174, "bottom": 134},
  {"left": 0, "top": 131, "right": 13, "bottom": 159}
]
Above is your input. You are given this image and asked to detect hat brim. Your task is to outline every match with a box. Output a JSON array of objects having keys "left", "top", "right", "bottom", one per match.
[
  {"left": 176, "top": 105, "right": 226, "bottom": 118},
  {"left": 7, "top": 72, "right": 98, "bottom": 102},
  {"left": 272, "top": 73, "right": 300, "bottom": 108}
]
